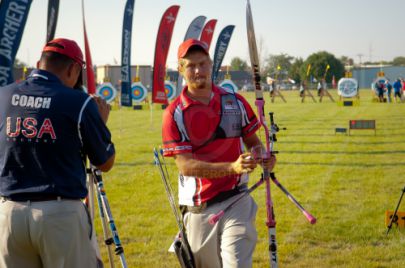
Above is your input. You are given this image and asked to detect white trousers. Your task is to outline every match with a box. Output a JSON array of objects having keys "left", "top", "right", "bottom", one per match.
[{"left": 184, "top": 193, "right": 258, "bottom": 268}]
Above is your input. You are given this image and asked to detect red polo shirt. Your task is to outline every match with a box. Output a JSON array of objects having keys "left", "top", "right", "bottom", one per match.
[{"left": 162, "top": 85, "right": 259, "bottom": 205}]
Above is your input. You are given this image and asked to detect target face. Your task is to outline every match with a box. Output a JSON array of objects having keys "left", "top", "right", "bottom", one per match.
[
  {"left": 219, "top": 79, "right": 239, "bottom": 93},
  {"left": 337, "top": 78, "right": 358, "bottom": 97},
  {"left": 131, "top": 82, "right": 148, "bottom": 102},
  {"left": 96, "top": 83, "right": 117, "bottom": 103},
  {"left": 164, "top": 81, "right": 176, "bottom": 100}
]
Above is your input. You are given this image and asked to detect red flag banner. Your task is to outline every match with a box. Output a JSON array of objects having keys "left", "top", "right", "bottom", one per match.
[
  {"left": 82, "top": 0, "right": 95, "bottom": 94},
  {"left": 152, "top": 5, "right": 180, "bottom": 104},
  {"left": 200, "top": 19, "right": 217, "bottom": 50}
]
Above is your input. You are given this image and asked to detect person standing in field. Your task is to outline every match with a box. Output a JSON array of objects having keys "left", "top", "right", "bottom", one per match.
[
  {"left": 375, "top": 80, "right": 385, "bottom": 102},
  {"left": 299, "top": 81, "right": 305, "bottom": 97},
  {"left": 161, "top": 39, "right": 276, "bottom": 268},
  {"left": 385, "top": 80, "right": 393, "bottom": 103},
  {"left": 393, "top": 78, "right": 402, "bottom": 102},
  {"left": 317, "top": 80, "right": 323, "bottom": 97},
  {"left": 0, "top": 38, "right": 115, "bottom": 268},
  {"left": 402, "top": 78, "right": 405, "bottom": 101}
]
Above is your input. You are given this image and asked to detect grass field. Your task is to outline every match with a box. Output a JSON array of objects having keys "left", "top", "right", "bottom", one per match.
[{"left": 95, "top": 89, "right": 405, "bottom": 267}]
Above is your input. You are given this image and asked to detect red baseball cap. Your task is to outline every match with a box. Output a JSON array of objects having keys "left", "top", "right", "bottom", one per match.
[
  {"left": 177, "top": 39, "right": 209, "bottom": 59},
  {"left": 42, "top": 38, "right": 84, "bottom": 65}
]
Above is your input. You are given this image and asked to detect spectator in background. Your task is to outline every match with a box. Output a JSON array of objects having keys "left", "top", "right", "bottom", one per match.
[
  {"left": 385, "top": 80, "right": 392, "bottom": 103},
  {"left": 317, "top": 80, "right": 323, "bottom": 97},
  {"left": 299, "top": 81, "right": 305, "bottom": 98},
  {"left": 318, "top": 78, "right": 327, "bottom": 102},
  {"left": 375, "top": 80, "right": 385, "bottom": 102},
  {"left": 402, "top": 78, "right": 405, "bottom": 101},
  {"left": 393, "top": 78, "right": 402, "bottom": 103},
  {"left": 269, "top": 80, "right": 275, "bottom": 98},
  {"left": 266, "top": 77, "right": 274, "bottom": 96}
]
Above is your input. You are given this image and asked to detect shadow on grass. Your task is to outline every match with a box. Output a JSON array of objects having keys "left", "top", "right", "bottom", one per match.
[
  {"left": 278, "top": 161, "right": 405, "bottom": 167},
  {"left": 281, "top": 150, "right": 405, "bottom": 155},
  {"left": 285, "top": 133, "right": 405, "bottom": 137},
  {"left": 115, "top": 162, "right": 147, "bottom": 166},
  {"left": 279, "top": 140, "right": 405, "bottom": 145},
  {"left": 290, "top": 127, "right": 405, "bottom": 131},
  {"left": 279, "top": 117, "right": 405, "bottom": 123}
]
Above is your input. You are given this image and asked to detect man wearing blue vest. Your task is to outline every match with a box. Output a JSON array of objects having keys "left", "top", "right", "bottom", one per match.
[{"left": 0, "top": 38, "right": 115, "bottom": 267}]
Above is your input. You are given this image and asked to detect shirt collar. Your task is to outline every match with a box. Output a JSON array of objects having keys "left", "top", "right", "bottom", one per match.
[{"left": 27, "top": 69, "right": 63, "bottom": 84}]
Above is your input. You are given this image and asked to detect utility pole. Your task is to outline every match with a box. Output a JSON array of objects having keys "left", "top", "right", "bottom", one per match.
[{"left": 356, "top": 53, "right": 363, "bottom": 66}]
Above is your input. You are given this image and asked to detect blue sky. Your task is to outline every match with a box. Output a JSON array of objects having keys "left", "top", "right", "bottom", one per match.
[{"left": 16, "top": 0, "right": 405, "bottom": 68}]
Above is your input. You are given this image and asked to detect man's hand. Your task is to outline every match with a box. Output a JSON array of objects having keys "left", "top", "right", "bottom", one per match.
[
  {"left": 258, "top": 154, "right": 277, "bottom": 172},
  {"left": 231, "top": 152, "right": 257, "bottom": 174},
  {"left": 92, "top": 96, "right": 111, "bottom": 123}
]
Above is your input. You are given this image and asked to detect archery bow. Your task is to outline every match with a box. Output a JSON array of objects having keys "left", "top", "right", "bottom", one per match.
[
  {"left": 246, "top": 1, "right": 278, "bottom": 266},
  {"left": 209, "top": 4, "right": 316, "bottom": 266}
]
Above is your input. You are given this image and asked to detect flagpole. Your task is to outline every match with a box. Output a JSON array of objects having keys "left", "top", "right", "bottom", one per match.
[
  {"left": 150, "top": 97, "right": 154, "bottom": 130},
  {"left": 81, "top": 1, "right": 105, "bottom": 265}
]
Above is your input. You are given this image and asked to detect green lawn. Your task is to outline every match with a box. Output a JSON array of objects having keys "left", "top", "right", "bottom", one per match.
[{"left": 95, "top": 89, "right": 405, "bottom": 267}]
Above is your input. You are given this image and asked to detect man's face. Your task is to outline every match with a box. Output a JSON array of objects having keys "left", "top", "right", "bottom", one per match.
[{"left": 180, "top": 51, "right": 212, "bottom": 90}]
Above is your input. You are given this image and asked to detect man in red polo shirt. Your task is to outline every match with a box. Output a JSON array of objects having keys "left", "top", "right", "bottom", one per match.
[{"left": 162, "top": 39, "right": 276, "bottom": 268}]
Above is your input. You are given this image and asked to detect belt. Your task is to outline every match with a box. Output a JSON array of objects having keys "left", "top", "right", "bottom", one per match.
[
  {"left": 207, "top": 187, "right": 242, "bottom": 207},
  {"left": 186, "top": 185, "right": 247, "bottom": 213},
  {"left": 1, "top": 194, "right": 79, "bottom": 202}
]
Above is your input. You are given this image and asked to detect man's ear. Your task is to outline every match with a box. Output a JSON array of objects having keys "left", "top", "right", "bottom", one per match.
[
  {"left": 65, "top": 63, "right": 81, "bottom": 88},
  {"left": 66, "top": 62, "right": 74, "bottom": 78},
  {"left": 67, "top": 63, "right": 81, "bottom": 81}
]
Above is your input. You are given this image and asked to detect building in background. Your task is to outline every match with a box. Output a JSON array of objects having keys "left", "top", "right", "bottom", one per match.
[
  {"left": 96, "top": 65, "right": 152, "bottom": 91},
  {"left": 352, "top": 66, "right": 405, "bottom": 88}
]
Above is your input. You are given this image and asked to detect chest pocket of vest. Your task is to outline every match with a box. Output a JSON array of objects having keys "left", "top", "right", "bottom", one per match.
[{"left": 215, "top": 94, "right": 242, "bottom": 139}]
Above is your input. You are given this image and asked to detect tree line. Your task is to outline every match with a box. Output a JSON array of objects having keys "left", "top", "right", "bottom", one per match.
[{"left": 231, "top": 52, "right": 405, "bottom": 84}]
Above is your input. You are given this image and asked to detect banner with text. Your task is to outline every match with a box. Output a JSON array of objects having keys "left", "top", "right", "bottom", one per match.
[
  {"left": 120, "top": 0, "right": 135, "bottom": 106},
  {"left": 151, "top": 5, "right": 180, "bottom": 104},
  {"left": 200, "top": 19, "right": 217, "bottom": 50},
  {"left": 212, "top": 25, "right": 234, "bottom": 83},
  {"left": 0, "top": 0, "right": 33, "bottom": 86}
]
